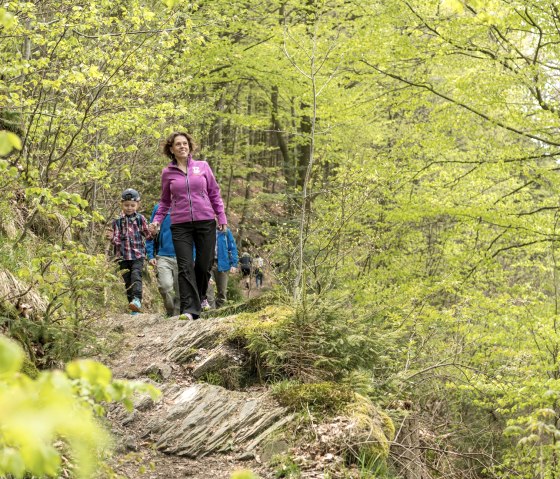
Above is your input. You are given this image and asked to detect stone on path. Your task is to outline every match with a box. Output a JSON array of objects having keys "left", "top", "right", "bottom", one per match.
[{"left": 143, "top": 383, "right": 293, "bottom": 458}]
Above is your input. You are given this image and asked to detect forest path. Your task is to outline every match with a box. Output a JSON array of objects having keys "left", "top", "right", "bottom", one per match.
[{"left": 96, "top": 312, "right": 288, "bottom": 479}]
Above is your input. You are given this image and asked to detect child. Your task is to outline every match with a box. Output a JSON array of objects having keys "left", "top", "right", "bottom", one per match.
[
  {"left": 254, "top": 253, "right": 264, "bottom": 289},
  {"left": 111, "top": 188, "right": 152, "bottom": 315},
  {"left": 146, "top": 203, "right": 180, "bottom": 317},
  {"left": 239, "top": 250, "right": 252, "bottom": 289}
]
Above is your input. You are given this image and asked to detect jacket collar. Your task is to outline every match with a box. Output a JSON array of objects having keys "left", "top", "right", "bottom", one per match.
[{"left": 169, "top": 154, "right": 193, "bottom": 169}]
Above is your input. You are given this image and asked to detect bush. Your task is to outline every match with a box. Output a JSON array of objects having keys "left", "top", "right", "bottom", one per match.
[
  {"left": 230, "top": 297, "right": 380, "bottom": 383},
  {"left": 0, "top": 335, "right": 160, "bottom": 478}
]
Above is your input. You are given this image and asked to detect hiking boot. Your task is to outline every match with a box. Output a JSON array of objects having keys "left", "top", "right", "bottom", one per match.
[
  {"left": 201, "top": 299, "right": 211, "bottom": 311},
  {"left": 129, "top": 297, "right": 142, "bottom": 312},
  {"left": 178, "top": 313, "right": 193, "bottom": 321}
]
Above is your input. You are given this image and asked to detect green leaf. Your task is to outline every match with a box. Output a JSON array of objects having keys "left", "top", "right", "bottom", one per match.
[
  {"left": 0, "top": 336, "right": 24, "bottom": 374},
  {"left": 162, "top": 0, "right": 180, "bottom": 8},
  {"left": 0, "top": 8, "right": 15, "bottom": 28},
  {"left": 0, "top": 448, "right": 25, "bottom": 478},
  {"left": 0, "top": 131, "right": 22, "bottom": 156},
  {"left": 230, "top": 471, "right": 259, "bottom": 479},
  {"left": 66, "top": 359, "right": 112, "bottom": 386}
]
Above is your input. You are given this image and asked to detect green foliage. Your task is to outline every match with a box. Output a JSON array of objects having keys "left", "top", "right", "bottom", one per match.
[
  {"left": 353, "top": 452, "right": 392, "bottom": 479},
  {"left": 5, "top": 0, "right": 560, "bottom": 475},
  {"left": 20, "top": 356, "right": 39, "bottom": 379},
  {"left": 0, "top": 130, "right": 21, "bottom": 156},
  {"left": 226, "top": 273, "right": 244, "bottom": 303},
  {"left": 199, "top": 365, "right": 248, "bottom": 390},
  {"left": 66, "top": 359, "right": 160, "bottom": 414},
  {"left": 199, "top": 371, "right": 225, "bottom": 387},
  {"left": 16, "top": 243, "right": 118, "bottom": 362},
  {"left": 0, "top": 7, "right": 15, "bottom": 28},
  {"left": 272, "top": 381, "right": 354, "bottom": 415},
  {"left": 231, "top": 299, "right": 381, "bottom": 383},
  {"left": 230, "top": 470, "right": 259, "bottom": 479},
  {"left": 0, "top": 335, "right": 159, "bottom": 478},
  {"left": 271, "top": 454, "right": 301, "bottom": 478}
]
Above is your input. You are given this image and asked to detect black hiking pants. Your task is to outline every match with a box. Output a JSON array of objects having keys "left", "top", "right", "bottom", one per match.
[
  {"left": 119, "top": 259, "right": 144, "bottom": 302},
  {"left": 171, "top": 220, "right": 216, "bottom": 318}
]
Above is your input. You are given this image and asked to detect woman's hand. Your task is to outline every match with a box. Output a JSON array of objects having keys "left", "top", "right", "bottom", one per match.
[
  {"left": 149, "top": 222, "right": 159, "bottom": 235},
  {"left": 217, "top": 223, "right": 227, "bottom": 232},
  {"left": 149, "top": 258, "right": 157, "bottom": 267}
]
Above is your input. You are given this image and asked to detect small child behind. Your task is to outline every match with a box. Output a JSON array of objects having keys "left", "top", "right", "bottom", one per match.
[
  {"left": 111, "top": 188, "right": 152, "bottom": 315},
  {"left": 254, "top": 253, "right": 264, "bottom": 289}
]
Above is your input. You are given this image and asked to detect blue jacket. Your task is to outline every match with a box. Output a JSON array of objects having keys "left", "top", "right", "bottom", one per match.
[
  {"left": 216, "top": 228, "right": 238, "bottom": 272},
  {"left": 146, "top": 204, "right": 176, "bottom": 259}
]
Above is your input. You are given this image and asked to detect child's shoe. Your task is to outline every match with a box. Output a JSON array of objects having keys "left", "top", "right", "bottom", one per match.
[
  {"left": 178, "top": 313, "right": 193, "bottom": 320},
  {"left": 129, "top": 297, "right": 142, "bottom": 312},
  {"left": 201, "top": 299, "right": 211, "bottom": 311},
  {"left": 130, "top": 311, "right": 139, "bottom": 316}
]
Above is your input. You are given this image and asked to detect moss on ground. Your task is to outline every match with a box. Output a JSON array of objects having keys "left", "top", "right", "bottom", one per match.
[
  {"left": 229, "top": 304, "right": 293, "bottom": 341},
  {"left": 271, "top": 381, "right": 395, "bottom": 470},
  {"left": 343, "top": 394, "right": 395, "bottom": 462},
  {"left": 212, "top": 291, "right": 282, "bottom": 318},
  {"left": 272, "top": 380, "right": 354, "bottom": 415},
  {"left": 21, "top": 355, "right": 39, "bottom": 379}
]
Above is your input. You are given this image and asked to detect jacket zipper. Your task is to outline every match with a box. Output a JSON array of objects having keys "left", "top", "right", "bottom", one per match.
[{"left": 185, "top": 160, "right": 194, "bottom": 221}]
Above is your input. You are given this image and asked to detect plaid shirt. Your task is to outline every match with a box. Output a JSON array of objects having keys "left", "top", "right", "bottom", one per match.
[{"left": 111, "top": 213, "right": 151, "bottom": 260}]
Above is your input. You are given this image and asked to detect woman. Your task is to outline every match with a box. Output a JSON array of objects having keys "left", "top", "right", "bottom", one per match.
[{"left": 150, "top": 132, "right": 227, "bottom": 319}]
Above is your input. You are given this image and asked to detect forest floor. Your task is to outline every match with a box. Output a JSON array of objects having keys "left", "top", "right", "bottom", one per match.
[
  {"left": 95, "top": 271, "right": 286, "bottom": 479},
  {"left": 97, "top": 311, "right": 278, "bottom": 479}
]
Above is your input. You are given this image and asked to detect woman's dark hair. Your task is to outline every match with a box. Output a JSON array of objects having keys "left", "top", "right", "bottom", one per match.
[{"left": 163, "top": 131, "right": 197, "bottom": 161}]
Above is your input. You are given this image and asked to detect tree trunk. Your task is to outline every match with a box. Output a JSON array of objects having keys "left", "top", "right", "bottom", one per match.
[
  {"left": 271, "top": 85, "right": 292, "bottom": 187},
  {"left": 238, "top": 92, "right": 254, "bottom": 242},
  {"left": 392, "top": 414, "right": 429, "bottom": 479},
  {"left": 297, "top": 104, "right": 311, "bottom": 189}
]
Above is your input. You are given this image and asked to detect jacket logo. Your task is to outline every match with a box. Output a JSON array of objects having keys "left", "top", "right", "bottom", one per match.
[{"left": 192, "top": 166, "right": 201, "bottom": 175}]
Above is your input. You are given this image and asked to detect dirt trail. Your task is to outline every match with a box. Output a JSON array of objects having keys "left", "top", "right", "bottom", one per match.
[{"left": 97, "top": 312, "right": 282, "bottom": 479}]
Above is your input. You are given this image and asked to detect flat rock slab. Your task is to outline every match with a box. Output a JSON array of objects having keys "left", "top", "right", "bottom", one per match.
[
  {"left": 144, "top": 383, "right": 293, "bottom": 458},
  {"left": 101, "top": 313, "right": 236, "bottom": 379}
]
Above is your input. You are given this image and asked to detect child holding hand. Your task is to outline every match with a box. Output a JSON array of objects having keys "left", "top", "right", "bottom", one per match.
[{"left": 111, "top": 188, "right": 152, "bottom": 315}]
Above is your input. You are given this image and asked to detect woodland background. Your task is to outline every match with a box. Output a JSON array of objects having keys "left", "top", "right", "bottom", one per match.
[{"left": 2, "top": 0, "right": 560, "bottom": 477}]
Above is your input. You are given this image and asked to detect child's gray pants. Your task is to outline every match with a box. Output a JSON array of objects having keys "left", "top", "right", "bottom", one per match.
[{"left": 156, "top": 255, "right": 180, "bottom": 316}]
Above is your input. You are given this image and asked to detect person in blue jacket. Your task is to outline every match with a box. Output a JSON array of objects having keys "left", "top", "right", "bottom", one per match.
[
  {"left": 207, "top": 227, "right": 239, "bottom": 309},
  {"left": 146, "top": 203, "right": 180, "bottom": 317}
]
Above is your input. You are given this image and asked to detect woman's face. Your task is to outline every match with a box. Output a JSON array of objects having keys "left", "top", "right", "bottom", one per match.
[{"left": 170, "top": 135, "right": 190, "bottom": 160}]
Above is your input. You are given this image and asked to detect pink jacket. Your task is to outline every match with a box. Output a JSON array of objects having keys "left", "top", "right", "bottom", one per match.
[{"left": 153, "top": 158, "right": 227, "bottom": 226}]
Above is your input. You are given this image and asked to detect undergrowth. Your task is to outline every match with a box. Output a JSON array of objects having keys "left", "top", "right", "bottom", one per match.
[
  {"left": 0, "top": 232, "right": 123, "bottom": 367},
  {"left": 229, "top": 295, "right": 382, "bottom": 384}
]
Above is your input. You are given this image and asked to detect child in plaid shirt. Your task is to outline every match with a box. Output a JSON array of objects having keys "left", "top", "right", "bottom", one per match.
[{"left": 111, "top": 188, "right": 152, "bottom": 315}]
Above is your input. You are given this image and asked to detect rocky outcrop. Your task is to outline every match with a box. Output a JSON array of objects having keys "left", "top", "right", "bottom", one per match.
[
  {"left": 102, "top": 313, "right": 292, "bottom": 462},
  {"left": 28, "top": 210, "right": 72, "bottom": 242},
  {"left": 143, "top": 383, "right": 293, "bottom": 458},
  {"left": 101, "top": 311, "right": 398, "bottom": 478},
  {"left": 0, "top": 203, "right": 26, "bottom": 239}
]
